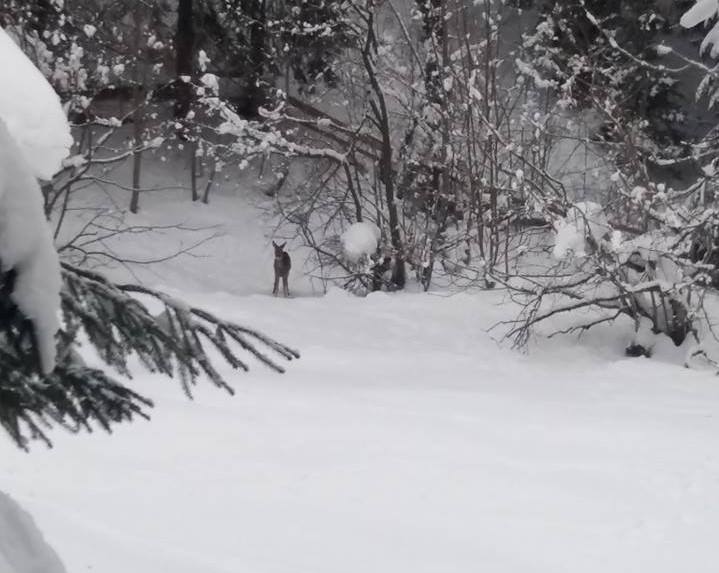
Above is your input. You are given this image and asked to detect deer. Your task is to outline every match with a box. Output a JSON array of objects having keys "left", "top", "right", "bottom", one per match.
[{"left": 272, "top": 241, "right": 291, "bottom": 297}]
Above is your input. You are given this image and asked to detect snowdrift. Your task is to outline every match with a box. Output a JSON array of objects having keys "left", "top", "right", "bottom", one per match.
[{"left": 0, "top": 491, "right": 66, "bottom": 573}]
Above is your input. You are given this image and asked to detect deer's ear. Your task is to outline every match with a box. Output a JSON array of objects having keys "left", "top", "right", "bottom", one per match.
[
  {"left": 280, "top": 242, "right": 287, "bottom": 249},
  {"left": 272, "top": 241, "right": 278, "bottom": 248}
]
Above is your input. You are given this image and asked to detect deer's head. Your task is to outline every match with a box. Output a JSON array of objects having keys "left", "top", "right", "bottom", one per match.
[{"left": 272, "top": 241, "right": 287, "bottom": 259}]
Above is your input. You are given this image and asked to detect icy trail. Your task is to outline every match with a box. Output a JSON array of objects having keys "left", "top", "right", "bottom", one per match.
[{"left": 2, "top": 287, "right": 719, "bottom": 573}]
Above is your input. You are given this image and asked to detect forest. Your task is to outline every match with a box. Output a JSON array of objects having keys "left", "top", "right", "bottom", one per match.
[
  {"left": 6, "top": 0, "right": 719, "bottom": 349},
  {"left": 1, "top": 0, "right": 719, "bottom": 444}
]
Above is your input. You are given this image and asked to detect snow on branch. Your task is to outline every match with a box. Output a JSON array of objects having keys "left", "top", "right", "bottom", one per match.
[
  {"left": 0, "top": 27, "right": 72, "bottom": 180},
  {"left": 0, "top": 118, "right": 62, "bottom": 375},
  {"left": 681, "top": 0, "right": 719, "bottom": 57},
  {"left": 198, "top": 91, "right": 350, "bottom": 164}
]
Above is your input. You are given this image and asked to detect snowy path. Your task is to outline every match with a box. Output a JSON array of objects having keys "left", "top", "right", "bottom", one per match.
[{"left": 2, "top": 290, "right": 719, "bottom": 572}]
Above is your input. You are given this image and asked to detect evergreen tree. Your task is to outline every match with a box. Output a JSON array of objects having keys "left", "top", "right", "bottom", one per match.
[
  {"left": 195, "top": 0, "right": 351, "bottom": 116},
  {"left": 528, "top": 0, "right": 684, "bottom": 147},
  {"left": 175, "top": 0, "right": 197, "bottom": 121}
]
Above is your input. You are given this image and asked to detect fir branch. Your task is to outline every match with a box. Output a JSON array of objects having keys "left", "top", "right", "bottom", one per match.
[
  {"left": 0, "top": 342, "right": 153, "bottom": 451},
  {"left": 61, "top": 262, "right": 299, "bottom": 382},
  {"left": 0, "top": 262, "right": 300, "bottom": 449}
]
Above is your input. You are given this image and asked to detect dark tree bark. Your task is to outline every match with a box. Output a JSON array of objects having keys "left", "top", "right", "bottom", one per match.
[
  {"left": 238, "top": 0, "right": 268, "bottom": 117},
  {"left": 130, "top": 4, "right": 146, "bottom": 214},
  {"left": 361, "top": 9, "right": 405, "bottom": 289},
  {"left": 174, "top": 0, "right": 195, "bottom": 121}
]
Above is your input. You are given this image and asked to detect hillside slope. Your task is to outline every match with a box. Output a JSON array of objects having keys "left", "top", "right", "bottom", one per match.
[{"left": 3, "top": 178, "right": 719, "bottom": 573}]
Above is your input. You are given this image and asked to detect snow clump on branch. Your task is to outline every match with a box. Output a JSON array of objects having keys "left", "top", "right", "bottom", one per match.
[
  {"left": 342, "top": 222, "right": 381, "bottom": 263},
  {"left": 0, "top": 27, "right": 71, "bottom": 373},
  {"left": 0, "top": 28, "right": 72, "bottom": 180}
]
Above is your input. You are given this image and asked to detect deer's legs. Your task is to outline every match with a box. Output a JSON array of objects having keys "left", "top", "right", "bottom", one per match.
[
  {"left": 273, "top": 274, "right": 279, "bottom": 296},
  {"left": 282, "top": 275, "right": 290, "bottom": 297}
]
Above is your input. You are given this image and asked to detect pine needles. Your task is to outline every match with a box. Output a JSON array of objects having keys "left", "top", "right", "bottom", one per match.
[{"left": 0, "top": 263, "right": 299, "bottom": 449}]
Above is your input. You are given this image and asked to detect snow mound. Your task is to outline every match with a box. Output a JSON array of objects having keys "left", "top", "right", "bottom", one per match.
[
  {"left": 553, "top": 201, "right": 610, "bottom": 260},
  {"left": 341, "top": 222, "right": 380, "bottom": 263},
  {"left": 324, "top": 285, "right": 352, "bottom": 299},
  {"left": 0, "top": 119, "right": 62, "bottom": 373},
  {"left": 0, "top": 27, "right": 72, "bottom": 180},
  {"left": 0, "top": 491, "right": 67, "bottom": 573}
]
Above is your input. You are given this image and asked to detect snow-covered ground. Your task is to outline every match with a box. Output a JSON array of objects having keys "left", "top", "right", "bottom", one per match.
[
  {"left": 3, "top": 180, "right": 719, "bottom": 572},
  {"left": 0, "top": 491, "right": 66, "bottom": 573}
]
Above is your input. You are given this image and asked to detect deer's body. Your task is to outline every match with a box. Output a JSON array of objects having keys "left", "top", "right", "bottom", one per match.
[{"left": 272, "top": 241, "right": 291, "bottom": 297}]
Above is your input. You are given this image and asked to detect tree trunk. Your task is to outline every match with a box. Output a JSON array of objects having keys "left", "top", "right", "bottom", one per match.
[
  {"left": 415, "top": 0, "right": 450, "bottom": 292},
  {"left": 130, "top": 5, "right": 145, "bottom": 214},
  {"left": 202, "top": 158, "right": 217, "bottom": 204},
  {"left": 174, "top": 0, "right": 195, "bottom": 121},
  {"left": 130, "top": 102, "right": 143, "bottom": 214},
  {"left": 361, "top": 10, "right": 405, "bottom": 289},
  {"left": 239, "top": 0, "right": 267, "bottom": 117},
  {"left": 190, "top": 140, "right": 198, "bottom": 201}
]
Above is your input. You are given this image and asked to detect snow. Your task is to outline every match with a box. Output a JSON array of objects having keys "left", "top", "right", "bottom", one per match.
[
  {"left": 681, "top": 0, "right": 719, "bottom": 57},
  {"left": 200, "top": 73, "right": 220, "bottom": 93},
  {"left": 552, "top": 201, "right": 610, "bottom": 259},
  {"left": 700, "top": 21, "right": 719, "bottom": 57},
  {"left": 198, "top": 50, "right": 211, "bottom": 72},
  {"left": 681, "top": 0, "right": 719, "bottom": 29},
  {"left": 0, "top": 491, "right": 67, "bottom": 573},
  {"left": 0, "top": 27, "right": 72, "bottom": 180},
  {"left": 0, "top": 119, "right": 62, "bottom": 374},
  {"left": 3, "top": 176, "right": 719, "bottom": 572},
  {"left": 633, "top": 316, "right": 658, "bottom": 350},
  {"left": 341, "top": 221, "right": 381, "bottom": 263},
  {"left": 4, "top": 5, "right": 719, "bottom": 571},
  {"left": 515, "top": 58, "right": 556, "bottom": 89},
  {"left": 0, "top": 29, "right": 67, "bottom": 373},
  {"left": 4, "top": 286, "right": 719, "bottom": 573}
]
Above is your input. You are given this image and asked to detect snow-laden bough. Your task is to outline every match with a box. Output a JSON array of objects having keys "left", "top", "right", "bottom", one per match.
[{"left": 0, "top": 27, "right": 71, "bottom": 373}]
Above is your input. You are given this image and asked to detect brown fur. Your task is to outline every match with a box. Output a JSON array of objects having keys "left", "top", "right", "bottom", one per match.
[{"left": 272, "top": 241, "right": 291, "bottom": 297}]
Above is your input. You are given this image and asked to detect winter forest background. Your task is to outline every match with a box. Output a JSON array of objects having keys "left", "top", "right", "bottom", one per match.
[
  {"left": 8, "top": 0, "right": 719, "bottom": 359},
  {"left": 5, "top": 0, "right": 719, "bottom": 572}
]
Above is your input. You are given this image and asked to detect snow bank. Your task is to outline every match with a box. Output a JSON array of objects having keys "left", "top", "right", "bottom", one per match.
[
  {"left": 0, "top": 27, "right": 72, "bottom": 180},
  {"left": 0, "top": 491, "right": 66, "bottom": 573},
  {"left": 341, "top": 222, "right": 380, "bottom": 263}
]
